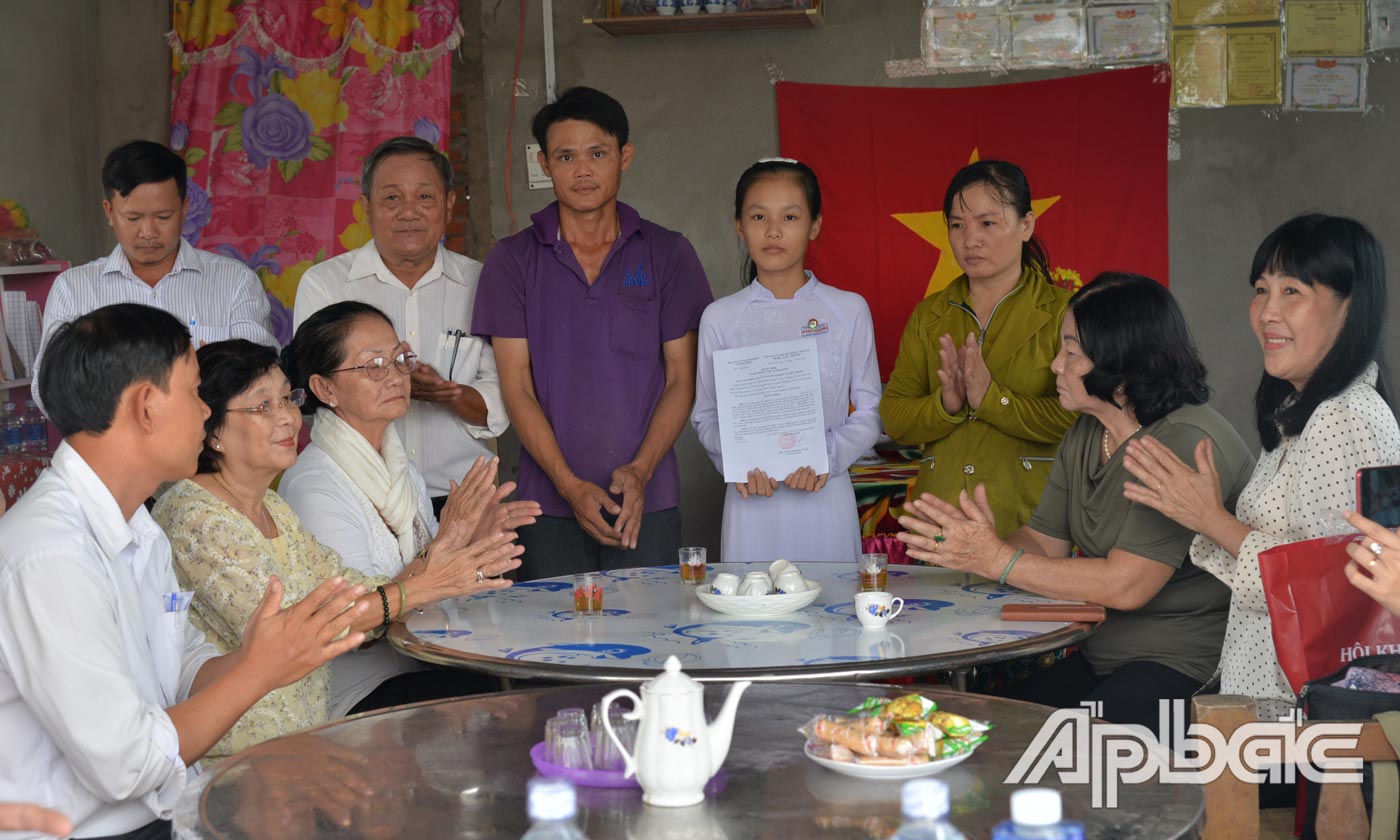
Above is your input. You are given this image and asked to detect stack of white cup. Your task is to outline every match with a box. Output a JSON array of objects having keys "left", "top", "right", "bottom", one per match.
[{"left": 708, "top": 559, "right": 808, "bottom": 596}]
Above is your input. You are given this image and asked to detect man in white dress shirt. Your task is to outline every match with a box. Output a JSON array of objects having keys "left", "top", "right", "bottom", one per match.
[
  {"left": 294, "top": 137, "right": 507, "bottom": 515},
  {"left": 0, "top": 303, "right": 367, "bottom": 840},
  {"left": 31, "top": 140, "right": 276, "bottom": 416}
]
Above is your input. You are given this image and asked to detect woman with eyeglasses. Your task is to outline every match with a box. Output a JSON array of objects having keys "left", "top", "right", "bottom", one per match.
[
  {"left": 152, "top": 327, "right": 536, "bottom": 759},
  {"left": 279, "top": 301, "right": 540, "bottom": 716}
]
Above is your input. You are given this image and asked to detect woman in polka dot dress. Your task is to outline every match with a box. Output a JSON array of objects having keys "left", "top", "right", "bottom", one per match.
[{"left": 1122, "top": 214, "right": 1400, "bottom": 720}]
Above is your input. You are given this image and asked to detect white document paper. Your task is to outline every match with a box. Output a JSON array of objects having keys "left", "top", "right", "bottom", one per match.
[{"left": 714, "top": 339, "right": 829, "bottom": 484}]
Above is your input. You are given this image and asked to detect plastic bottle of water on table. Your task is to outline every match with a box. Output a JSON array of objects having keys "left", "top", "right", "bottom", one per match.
[
  {"left": 890, "top": 778, "right": 968, "bottom": 839},
  {"left": 992, "top": 788, "right": 1085, "bottom": 840},
  {"left": 23, "top": 400, "right": 47, "bottom": 453},
  {"left": 1, "top": 402, "right": 22, "bottom": 455},
  {"left": 521, "top": 778, "right": 589, "bottom": 839}
]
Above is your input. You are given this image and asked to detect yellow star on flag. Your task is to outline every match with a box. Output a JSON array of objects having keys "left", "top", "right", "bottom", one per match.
[{"left": 892, "top": 149, "right": 1061, "bottom": 297}]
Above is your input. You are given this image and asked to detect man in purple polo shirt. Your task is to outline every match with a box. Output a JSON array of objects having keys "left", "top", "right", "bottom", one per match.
[{"left": 472, "top": 87, "right": 713, "bottom": 580}]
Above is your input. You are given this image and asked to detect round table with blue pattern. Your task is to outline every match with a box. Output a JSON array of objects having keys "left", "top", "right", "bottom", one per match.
[{"left": 390, "top": 564, "right": 1093, "bottom": 686}]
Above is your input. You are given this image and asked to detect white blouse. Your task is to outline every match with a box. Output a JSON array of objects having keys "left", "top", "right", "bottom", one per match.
[
  {"left": 1191, "top": 365, "right": 1400, "bottom": 720},
  {"left": 279, "top": 442, "right": 439, "bottom": 715}
]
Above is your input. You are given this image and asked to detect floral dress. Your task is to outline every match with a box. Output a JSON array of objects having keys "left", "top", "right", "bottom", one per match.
[{"left": 153, "top": 479, "right": 388, "bottom": 759}]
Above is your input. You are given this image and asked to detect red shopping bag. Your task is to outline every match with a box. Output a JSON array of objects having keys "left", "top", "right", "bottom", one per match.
[{"left": 1258, "top": 533, "right": 1400, "bottom": 694}]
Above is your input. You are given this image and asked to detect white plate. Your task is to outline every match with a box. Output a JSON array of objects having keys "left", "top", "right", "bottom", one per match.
[
  {"left": 802, "top": 740, "right": 974, "bottom": 779},
  {"left": 694, "top": 582, "right": 822, "bottom": 617}
]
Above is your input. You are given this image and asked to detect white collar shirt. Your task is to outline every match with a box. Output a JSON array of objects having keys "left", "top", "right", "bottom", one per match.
[
  {"left": 32, "top": 240, "right": 277, "bottom": 416},
  {"left": 0, "top": 444, "right": 218, "bottom": 838},
  {"left": 293, "top": 242, "right": 508, "bottom": 497}
]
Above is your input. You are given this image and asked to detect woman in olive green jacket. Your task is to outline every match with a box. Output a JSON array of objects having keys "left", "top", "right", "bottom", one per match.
[{"left": 880, "top": 161, "right": 1075, "bottom": 536}]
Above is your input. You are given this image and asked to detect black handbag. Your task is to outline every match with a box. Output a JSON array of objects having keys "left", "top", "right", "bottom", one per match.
[{"left": 1300, "top": 654, "right": 1400, "bottom": 840}]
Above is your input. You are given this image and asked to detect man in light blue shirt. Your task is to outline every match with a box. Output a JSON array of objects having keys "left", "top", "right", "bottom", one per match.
[{"left": 31, "top": 141, "right": 276, "bottom": 416}]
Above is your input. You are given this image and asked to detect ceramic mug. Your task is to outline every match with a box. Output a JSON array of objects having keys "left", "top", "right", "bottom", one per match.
[
  {"left": 704, "top": 1, "right": 726, "bottom": 11},
  {"left": 680, "top": 0, "right": 702, "bottom": 12},
  {"left": 709, "top": 572, "right": 741, "bottom": 596},
  {"left": 769, "top": 559, "right": 795, "bottom": 578},
  {"left": 738, "top": 571, "right": 773, "bottom": 596},
  {"left": 773, "top": 568, "right": 808, "bottom": 594},
  {"left": 854, "top": 591, "right": 904, "bottom": 629},
  {"left": 656, "top": 0, "right": 678, "bottom": 14}
]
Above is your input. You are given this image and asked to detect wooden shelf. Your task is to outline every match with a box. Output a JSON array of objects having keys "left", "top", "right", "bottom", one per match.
[
  {"left": 584, "top": 5, "right": 823, "bottom": 35},
  {"left": 0, "top": 378, "right": 31, "bottom": 391},
  {"left": 0, "top": 262, "right": 64, "bottom": 276}
]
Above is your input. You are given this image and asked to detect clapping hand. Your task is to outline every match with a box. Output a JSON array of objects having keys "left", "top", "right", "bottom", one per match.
[
  {"left": 240, "top": 576, "right": 368, "bottom": 693},
  {"left": 438, "top": 456, "right": 541, "bottom": 547},
  {"left": 897, "top": 487, "right": 1004, "bottom": 577},
  {"left": 960, "top": 332, "right": 991, "bottom": 411},
  {"left": 1122, "top": 436, "right": 1224, "bottom": 533},
  {"left": 937, "top": 333, "right": 966, "bottom": 414},
  {"left": 416, "top": 519, "right": 523, "bottom": 601}
]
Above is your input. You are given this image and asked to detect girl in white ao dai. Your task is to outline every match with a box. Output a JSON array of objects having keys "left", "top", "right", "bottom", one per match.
[{"left": 692, "top": 159, "right": 882, "bottom": 563}]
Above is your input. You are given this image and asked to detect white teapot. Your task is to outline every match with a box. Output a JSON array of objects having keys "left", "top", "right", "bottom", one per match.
[{"left": 601, "top": 655, "right": 751, "bottom": 807}]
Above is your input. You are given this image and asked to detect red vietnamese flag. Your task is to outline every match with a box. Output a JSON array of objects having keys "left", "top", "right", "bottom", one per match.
[{"left": 776, "top": 67, "right": 1170, "bottom": 378}]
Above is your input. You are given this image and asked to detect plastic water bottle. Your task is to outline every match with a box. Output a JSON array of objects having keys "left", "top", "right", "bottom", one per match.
[
  {"left": 890, "top": 778, "right": 968, "bottom": 839},
  {"left": 22, "top": 400, "right": 46, "bottom": 453},
  {"left": 521, "top": 778, "right": 589, "bottom": 839},
  {"left": 992, "top": 788, "right": 1085, "bottom": 840},
  {"left": 1, "top": 402, "right": 22, "bottom": 455}
]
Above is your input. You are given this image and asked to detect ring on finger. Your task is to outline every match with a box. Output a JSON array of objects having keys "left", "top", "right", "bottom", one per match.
[
  {"left": 1370, "top": 541, "right": 1385, "bottom": 557},
  {"left": 475, "top": 569, "right": 485, "bottom": 583}
]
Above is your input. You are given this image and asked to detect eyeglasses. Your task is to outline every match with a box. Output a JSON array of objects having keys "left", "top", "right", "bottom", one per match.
[
  {"left": 227, "top": 389, "right": 306, "bottom": 416},
  {"left": 331, "top": 352, "right": 419, "bottom": 381}
]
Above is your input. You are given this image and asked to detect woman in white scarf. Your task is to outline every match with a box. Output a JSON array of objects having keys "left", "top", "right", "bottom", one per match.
[{"left": 280, "top": 301, "right": 540, "bottom": 714}]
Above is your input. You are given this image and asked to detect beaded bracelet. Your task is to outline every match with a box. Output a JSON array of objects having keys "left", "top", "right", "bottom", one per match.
[
  {"left": 394, "top": 579, "right": 408, "bottom": 621},
  {"left": 999, "top": 549, "right": 1025, "bottom": 585},
  {"left": 375, "top": 585, "right": 391, "bottom": 628}
]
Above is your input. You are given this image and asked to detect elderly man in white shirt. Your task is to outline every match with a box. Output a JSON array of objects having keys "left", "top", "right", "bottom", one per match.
[
  {"left": 294, "top": 136, "right": 507, "bottom": 515},
  {"left": 0, "top": 303, "right": 366, "bottom": 840},
  {"left": 31, "top": 140, "right": 276, "bottom": 417}
]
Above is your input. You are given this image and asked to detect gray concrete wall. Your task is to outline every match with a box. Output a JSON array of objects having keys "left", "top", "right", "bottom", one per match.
[
  {"left": 6, "top": 1, "right": 1391, "bottom": 557},
  {"left": 474, "top": 0, "right": 1400, "bottom": 557},
  {"left": 0, "top": 0, "right": 168, "bottom": 265}
]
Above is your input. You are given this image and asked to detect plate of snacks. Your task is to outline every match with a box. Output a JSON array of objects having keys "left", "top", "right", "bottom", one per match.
[
  {"left": 694, "top": 582, "right": 822, "bottom": 617},
  {"left": 800, "top": 693, "right": 990, "bottom": 779}
]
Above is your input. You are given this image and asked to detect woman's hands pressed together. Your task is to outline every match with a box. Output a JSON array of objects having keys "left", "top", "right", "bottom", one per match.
[
  {"left": 937, "top": 332, "right": 994, "bottom": 415},
  {"left": 937, "top": 333, "right": 967, "bottom": 415}
]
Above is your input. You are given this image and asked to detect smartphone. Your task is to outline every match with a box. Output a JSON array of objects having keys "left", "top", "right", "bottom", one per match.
[{"left": 1357, "top": 465, "right": 1400, "bottom": 528}]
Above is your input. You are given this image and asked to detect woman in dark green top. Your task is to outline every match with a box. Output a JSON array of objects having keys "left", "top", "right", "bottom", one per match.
[{"left": 896, "top": 273, "right": 1256, "bottom": 734}]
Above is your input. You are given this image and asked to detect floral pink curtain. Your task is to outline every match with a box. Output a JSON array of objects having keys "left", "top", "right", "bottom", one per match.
[{"left": 169, "top": 0, "right": 460, "bottom": 344}]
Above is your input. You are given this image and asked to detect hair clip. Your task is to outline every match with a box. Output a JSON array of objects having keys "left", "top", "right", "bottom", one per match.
[{"left": 757, "top": 156, "right": 800, "bottom": 165}]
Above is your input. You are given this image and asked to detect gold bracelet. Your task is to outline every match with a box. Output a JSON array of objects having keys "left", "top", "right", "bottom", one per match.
[{"left": 394, "top": 579, "right": 408, "bottom": 621}]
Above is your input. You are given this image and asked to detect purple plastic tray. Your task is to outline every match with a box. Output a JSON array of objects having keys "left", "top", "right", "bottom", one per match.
[{"left": 529, "top": 741, "right": 641, "bottom": 789}]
